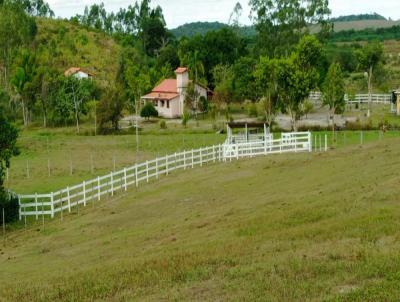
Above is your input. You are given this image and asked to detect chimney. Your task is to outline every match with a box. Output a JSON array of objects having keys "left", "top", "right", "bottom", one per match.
[{"left": 175, "top": 67, "right": 189, "bottom": 90}]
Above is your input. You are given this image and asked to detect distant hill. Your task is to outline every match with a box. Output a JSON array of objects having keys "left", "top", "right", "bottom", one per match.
[
  {"left": 172, "top": 13, "right": 400, "bottom": 39},
  {"left": 170, "top": 21, "right": 256, "bottom": 38},
  {"left": 331, "top": 13, "right": 387, "bottom": 23}
]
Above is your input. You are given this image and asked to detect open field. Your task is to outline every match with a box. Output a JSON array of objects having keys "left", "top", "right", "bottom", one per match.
[
  {"left": 7, "top": 122, "right": 400, "bottom": 195},
  {"left": 2, "top": 137, "right": 400, "bottom": 301}
]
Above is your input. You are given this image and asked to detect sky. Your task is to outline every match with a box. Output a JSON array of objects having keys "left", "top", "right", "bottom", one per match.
[{"left": 47, "top": 0, "right": 400, "bottom": 29}]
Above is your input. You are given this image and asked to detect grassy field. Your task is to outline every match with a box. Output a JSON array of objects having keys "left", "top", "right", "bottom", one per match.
[
  {"left": 1, "top": 136, "right": 400, "bottom": 301},
  {"left": 7, "top": 122, "right": 399, "bottom": 195}
]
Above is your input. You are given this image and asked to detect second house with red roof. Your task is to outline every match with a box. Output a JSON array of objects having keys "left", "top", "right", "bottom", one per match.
[{"left": 141, "top": 67, "right": 210, "bottom": 118}]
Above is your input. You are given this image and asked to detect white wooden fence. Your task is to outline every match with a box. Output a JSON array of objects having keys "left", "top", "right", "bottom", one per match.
[
  {"left": 309, "top": 92, "right": 392, "bottom": 105},
  {"left": 17, "top": 132, "right": 312, "bottom": 220}
]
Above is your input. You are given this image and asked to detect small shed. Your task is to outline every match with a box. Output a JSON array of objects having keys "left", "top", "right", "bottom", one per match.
[{"left": 226, "top": 122, "right": 271, "bottom": 145}]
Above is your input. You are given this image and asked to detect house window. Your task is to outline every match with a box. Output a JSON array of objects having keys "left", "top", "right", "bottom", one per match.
[
  {"left": 167, "top": 100, "right": 170, "bottom": 108},
  {"left": 161, "top": 100, "right": 165, "bottom": 107},
  {"left": 154, "top": 100, "right": 158, "bottom": 107}
]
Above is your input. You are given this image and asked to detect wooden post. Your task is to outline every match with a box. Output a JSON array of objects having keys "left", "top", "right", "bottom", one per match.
[
  {"left": 236, "top": 143, "right": 239, "bottom": 160},
  {"left": 48, "top": 158, "right": 51, "bottom": 177},
  {"left": 146, "top": 161, "right": 149, "bottom": 183},
  {"left": 35, "top": 193, "right": 38, "bottom": 220},
  {"left": 97, "top": 176, "right": 101, "bottom": 201},
  {"left": 200, "top": 148, "right": 203, "bottom": 166},
  {"left": 191, "top": 150, "right": 194, "bottom": 168},
  {"left": 83, "top": 181, "right": 86, "bottom": 206},
  {"left": 2, "top": 207, "right": 5, "bottom": 247},
  {"left": 325, "top": 134, "right": 328, "bottom": 152},
  {"left": 135, "top": 164, "right": 139, "bottom": 187},
  {"left": 26, "top": 160, "right": 30, "bottom": 179},
  {"left": 67, "top": 187, "right": 71, "bottom": 213},
  {"left": 183, "top": 151, "right": 186, "bottom": 170},
  {"left": 41, "top": 198, "right": 45, "bottom": 231},
  {"left": 124, "top": 168, "right": 127, "bottom": 191},
  {"left": 50, "top": 192, "right": 54, "bottom": 218},
  {"left": 156, "top": 159, "right": 159, "bottom": 179},
  {"left": 166, "top": 156, "right": 169, "bottom": 175},
  {"left": 111, "top": 173, "right": 114, "bottom": 196},
  {"left": 319, "top": 135, "right": 322, "bottom": 152}
]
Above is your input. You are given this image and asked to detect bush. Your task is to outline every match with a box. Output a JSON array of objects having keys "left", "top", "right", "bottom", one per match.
[
  {"left": 0, "top": 191, "right": 19, "bottom": 224},
  {"left": 140, "top": 102, "right": 158, "bottom": 120},
  {"left": 182, "top": 112, "right": 190, "bottom": 127},
  {"left": 159, "top": 120, "right": 167, "bottom": 129}
]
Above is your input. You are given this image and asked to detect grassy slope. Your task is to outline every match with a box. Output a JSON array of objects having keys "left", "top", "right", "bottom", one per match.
[
  {"left": 35, "top": 18, "right": 120, "bottom": 85},
  {"left": 2, "top": 138, "right": 400, "bottom": 301}
]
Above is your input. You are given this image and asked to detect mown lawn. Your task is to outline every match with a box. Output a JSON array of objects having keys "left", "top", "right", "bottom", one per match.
[{"left": 1, "top": 137, "right": 400, "bottom": 301}]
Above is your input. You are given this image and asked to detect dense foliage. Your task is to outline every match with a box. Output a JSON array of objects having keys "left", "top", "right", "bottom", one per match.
[{"left": 330, "top": 13, "right": 387, "bottom": 23}]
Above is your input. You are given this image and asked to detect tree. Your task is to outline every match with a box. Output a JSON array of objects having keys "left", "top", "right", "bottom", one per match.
[
  {"left": 0, "top": 2, "right": 36, "bottom": 90},
  {"left": 212, "top": 65, "right": 234, "bottom": 114},
  {"left": 184, "top": 82, "right": 200, "bottom": 115},
  {"left": 62, "top": 76, "right": 98, "bottom": 133},
  {"left": 0, "top": 113, "right": 19, "bottom": 223},
  {"left": 355, "top": 41, "right": 384, "bottom": 115},
  {"left": 249, "top": 0, "right": 331, "bottom": 56},
  {"left": 10, "top": 49, "right": 38, "bottom": 127},
  {"left": 140, "top": 102, "right": 158, "bottom": 120},
  {"left": 232, "top": 57, "right": 258, "bottom": 101},
  {"left": 274, "top": 37, "right": 322, "bottom": 131},
  {"left": 98, "top": 87, "right": 125, "bottom": 132},
  {"left": 254, "top": 56, "right": 279, "bottom": 125},
  {"left": 322, "top": 62, "right": 345, "bottom": 139}
]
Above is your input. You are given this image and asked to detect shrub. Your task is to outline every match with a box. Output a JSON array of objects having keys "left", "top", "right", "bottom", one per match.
[
  {"left": 140, "top": 102, "right": 158, "bottom": 120},
  {"left": 0, "top": 191, "right": 19, "bottom": 224},
  {"left": 182, "top": 112, "right": 190, "bottom": 128},
  {"left": 159, "top": 120, "right": 167, "bottom": 129}
]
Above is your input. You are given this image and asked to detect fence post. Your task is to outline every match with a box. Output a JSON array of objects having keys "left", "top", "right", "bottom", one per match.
[
  {"left": 218, "top": 144, "right": 222, "bottom": 162},
  {"left": 35, "top": 193, "right": 38, "bottom": 220},
  {"left": 83, "top": 181, "right": 86, "bottom": 206},
  {"left": 41, "top": 198, "right": 45, "bottom": 230},
  {"left": 67, "top": 187, "right": 71, "bottom": 213},
  {"left": 236, "top": 143, "right": 239, "bottom": 160},
  {"left": 200, "top": 148, "right": 203, "bottom": 166},
  {"left": 110, "top": 172, "right": 114, "bottom": 196},
  {"left": 183, "top": 151, "right": 186, "bottom": 170},
  {"left": 213, "top": 145, "right": 216, "bottom": 163},
  {"left": 191, "top": 150, "right": 194, "bottom": 168},
  {"left": 51, "top": 192, "right": 54, "bottom": 218},
  {"left": 135, "top": 164, "right": 139, "bottom": 187},
  {"left": 309, "top": 132, "right": 312, "bottom": 152},
  {"left": 325, "top": 134, "right": 328, "bottom": 152},
  {"left": 97, "top": 176, "right": 101, "bottom": 201},
  {"left": 155, "top": 159, "right": 159, "bottom": 179},
  {"left": 124, "top": 168, "right": 127, "bottom": 191},
  {"left": 319, "top": 135, "right": 322, "bottom": 152},
  {"left": 18, "top": 196, "right": 21, "bottom": 221},
  {"left": 146, "top": 161, "right": 149, "bottom": 183},
  {"left": 166, "top": 156, "right": 169, "bottom": 175}
]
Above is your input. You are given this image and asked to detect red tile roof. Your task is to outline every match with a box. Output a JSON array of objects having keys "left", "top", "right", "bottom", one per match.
[
  {"left": 175, "top": 67, "right": 188, "bottom": 74},
  {"left": 142, "top": 92, "right": 179, "bottom": 100},
  {"left": 153, "top": 79, "right": 178, "bottom": 93}
]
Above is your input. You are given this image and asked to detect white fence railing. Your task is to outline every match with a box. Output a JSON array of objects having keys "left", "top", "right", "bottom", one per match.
[
  {"left": 18, "top": 132, "right": 312, "bottom": 220},
  {"left": 309, "top": 92, "right": 392, "bottom": 105}
]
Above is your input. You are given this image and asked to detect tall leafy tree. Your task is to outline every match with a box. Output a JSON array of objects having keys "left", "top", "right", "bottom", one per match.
[
  {"left": 98, "top": 87, "right": 125, "bottom": 132},
  {"left": 355, "top": 41, "right": 384, "bottom": 115},
  {"left": 254, "top": 57, "right": 280, "bottom": 125},
  {"left": 0, "top": 1, "right": 36, "bottom": 90},
  {"left": 322, "top": 62, "right": 345, "bottom": 139},
  {"left": 0, "top": 113, "right": 18, "bottom": 191},
  {"left": 249, "top": 0, "right": 331, "bottom": 56}
]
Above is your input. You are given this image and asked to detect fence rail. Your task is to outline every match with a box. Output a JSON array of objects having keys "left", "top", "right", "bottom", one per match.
[
  {"left": 18, "top": 132, "right": 312, "bottom": 220},
  {"left": 309, "top": 92, "right": 392, "bottom": 105}
]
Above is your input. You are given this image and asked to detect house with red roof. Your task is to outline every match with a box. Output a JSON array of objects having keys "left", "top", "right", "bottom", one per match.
[
  {"left": 142, "top": 67, "right": 209, "bottom": 118},
  {"left": 64, "top": 67, "right": 93, "bottom": 79}
]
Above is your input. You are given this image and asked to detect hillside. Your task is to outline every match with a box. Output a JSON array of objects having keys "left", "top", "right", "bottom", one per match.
[
  {"left": 2, "top": 138, "right": 400, "bottom": 300},
  {"left": 172, "top": 14, "right": 400, "bottom": 39},
  {"left": 35, "top": 18, "right": 120, "bottom": 85}
]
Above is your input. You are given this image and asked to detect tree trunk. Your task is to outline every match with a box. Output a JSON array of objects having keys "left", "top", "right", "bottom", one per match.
[
  {"left": 332, "top": 109, "right": 335, "bottom": 143},
  {"left": 368, "top": 65, "right": 373, "bottom": 116}
]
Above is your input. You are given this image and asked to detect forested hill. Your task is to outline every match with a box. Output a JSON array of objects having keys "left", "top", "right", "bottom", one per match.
[
  {"left": 35, "top": 18, "right": 120, "bottom": 84},
  {"left": 171, "top": 13, "right": 397, "bottom": 39},
  {"left": 330, "top": 13, "right": 387, "bottom": 22},
  {"left": 170, "top": 22, "right": 256, "bottom": 38}
]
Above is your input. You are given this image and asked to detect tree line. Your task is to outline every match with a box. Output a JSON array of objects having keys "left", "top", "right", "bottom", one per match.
[{"left": 0, "top": 0, "right": 387, "bottom": 134}]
